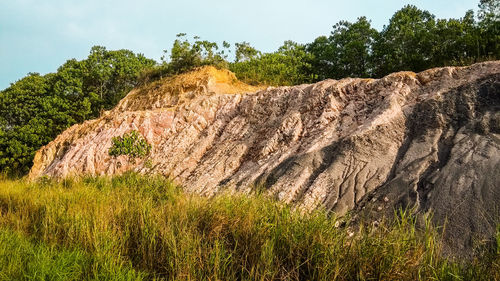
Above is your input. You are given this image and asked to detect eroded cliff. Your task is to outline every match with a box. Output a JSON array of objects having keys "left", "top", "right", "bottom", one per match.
[{"left": 29, "top": 63, "right": 500, "bottom": 255}]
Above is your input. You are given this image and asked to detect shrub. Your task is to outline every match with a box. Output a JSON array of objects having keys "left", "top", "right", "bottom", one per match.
[{"left": 108, "top": 130, "right": 151, "bottom": 162}]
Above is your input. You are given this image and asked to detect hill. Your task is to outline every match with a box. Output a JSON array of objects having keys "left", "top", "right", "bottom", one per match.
[{"left": 30, "top": 62, "right": 500, "bottom": 256}]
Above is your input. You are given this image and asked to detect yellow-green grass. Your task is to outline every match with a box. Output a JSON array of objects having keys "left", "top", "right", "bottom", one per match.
[{"left": 0, "top": 173, "right": 498, "bottom": 280}]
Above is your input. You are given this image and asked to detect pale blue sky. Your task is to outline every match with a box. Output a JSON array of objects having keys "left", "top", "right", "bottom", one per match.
[{"left": 1, "top": 0, "right": 478, "bottom": 90}]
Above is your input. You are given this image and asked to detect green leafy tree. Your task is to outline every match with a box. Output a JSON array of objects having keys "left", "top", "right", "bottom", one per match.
[
  {"left": 166, "top": 34, "right": 229, "bottom": 74},
  {"left": 231, "top": 41, "right": 314, "bottom": 86},
  {"left": 306, "top": 36, "right": 336, "bottom": 81},
  {"left": 478, "top": 0, "right": 500, "bottom": 22},
  {"left": 51, "top": 59, "right": 91, "bottom": 123},
  {"left": 432, "top": 10, "right": 481, "bottom": 66},
  {"left": 319, "top": 17, "right": 378, "bottom": 79},
  {"left": 235, "top": 42, "right": 261, "bottom": 62},
  {"left": 373, "top": 5, "right": 437, "bottom": 76},
  {"left": 478, "top": 0, "right": 500, "bottom": 59},
  {"left": 82, "top": 46, "right": 156, "bottom": 115},
  {"left": 0, "top": 74, "right": 74, "bottom": 175},
  {"left": 306, "top": 1, "right": 497, "bottom": 80}
]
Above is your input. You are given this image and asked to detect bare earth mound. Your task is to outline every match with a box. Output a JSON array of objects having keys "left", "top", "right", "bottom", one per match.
[{"left": 30, "top": 63, "right": 500, "bottom": 256}]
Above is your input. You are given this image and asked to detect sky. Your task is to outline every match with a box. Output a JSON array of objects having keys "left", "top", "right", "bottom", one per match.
[{"left": 1, "top": 0, "right": 479, "bottom": 90}]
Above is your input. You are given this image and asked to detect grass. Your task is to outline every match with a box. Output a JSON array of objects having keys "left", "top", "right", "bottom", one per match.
[
  {"left": 0, "top": 172, "right": 498, "bottom": 280},
  {"left": 0, "top": 229, "right": 146, "bottom": 281}
]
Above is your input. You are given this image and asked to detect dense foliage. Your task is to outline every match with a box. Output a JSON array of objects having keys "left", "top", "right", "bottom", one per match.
[
  {"left": 230, "top": 40, "right": 315, "bottom": 86},
  {"left": 1, "top": 0, "right": 499, "bottom": 175},
  {"left": 307, "top": 3, "right": 499, "bottom": 80},
  {"left": 0, "top": 174, "right": 498, "bottom": 280}
]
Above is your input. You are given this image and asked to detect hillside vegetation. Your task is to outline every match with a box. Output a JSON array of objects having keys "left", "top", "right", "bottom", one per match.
[
  {"left": 0, "top": 0, "right": 499, "bottom": 175},
  {"left": 0, "top": 173, "right": 498, "bottom": 280}
]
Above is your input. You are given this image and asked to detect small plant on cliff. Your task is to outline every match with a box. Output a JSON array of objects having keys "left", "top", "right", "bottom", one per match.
[{"left": 108, "top": 130, "right": 151, "bottom": 163}]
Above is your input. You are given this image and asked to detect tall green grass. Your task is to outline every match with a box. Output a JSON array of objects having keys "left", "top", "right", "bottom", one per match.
[
  {"left": 0, "top": 173, "right": 498, "bottom": 280},
  {"left": 0, "top": 229, "right": 147, "bottom": 280}
]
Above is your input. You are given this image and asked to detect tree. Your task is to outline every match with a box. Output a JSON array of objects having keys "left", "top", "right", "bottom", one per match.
[
  {"left": 329, "top": 17, "right": 378, "bottom": 78},
  {"left": 307, "top": 17, "right": 378, "bottom": 80},
  {"left": 82, "top": 46, "right": 156, "bottom": 115},
  {"left": 478, "top": 0, "right": 500, "bottom": 22},
  {"left": 230, "top": 41, "right": 314, "bottom": 86},
  {"left": 167, "top": 34, "right": 229, "bottom": 74},
  {"left": 0, "top": 74, "right": 68, "bottom": 175},
  {"left": 235, "top": 42, "right": 260, "bottom": 62},
  {"left": 478, "top": 0, "right": 500, "bottom": 59},
  {"left": 373, "top": 5, "right": 437, "bottom": 76},
  {"left": 432, "top": 10, "right": 480, "bottom": 66},
  {"left": 306, "top": 36, "right": 336, "bottom": 81},
  {"left": 51, "top": 59, "right": 92, "bottom": 123}
]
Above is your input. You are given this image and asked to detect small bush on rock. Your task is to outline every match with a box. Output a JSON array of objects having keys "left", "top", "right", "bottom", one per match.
[{"left": 108, "top": 130, "right": 151, "bottom": 162}]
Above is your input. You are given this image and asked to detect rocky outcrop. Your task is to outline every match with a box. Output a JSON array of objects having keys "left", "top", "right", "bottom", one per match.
[{"left": 30, "top": 63, "right": 500, "bottom": 256}]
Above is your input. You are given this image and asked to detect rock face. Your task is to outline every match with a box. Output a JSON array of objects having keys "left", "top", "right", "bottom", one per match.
[{"left": 30, "top": 63, "right": 500, "bottom": 255}]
